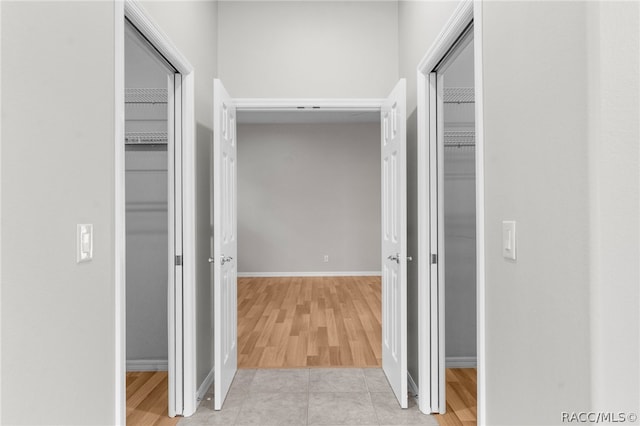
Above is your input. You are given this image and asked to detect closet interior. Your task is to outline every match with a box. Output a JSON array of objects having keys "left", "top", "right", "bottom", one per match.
[
  {"left": 124, "top": 21, "right": 174, "bottom": 372},
  {"left": 442, "top": 40, "right": 477, "bottom": 366}
]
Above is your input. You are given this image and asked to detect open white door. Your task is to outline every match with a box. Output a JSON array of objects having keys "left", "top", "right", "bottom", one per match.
[
  {"left": 167, "top": 72, "right": 184, "bottom": 417},
  {"left": 428, "top": 71, "right": 446, "bottom": 413},
  {"left": 381, "top": 79, "right": 408, "bottom": 409},
  {"left": 212, "top": 79, "right": 238, "bottom": 410}
]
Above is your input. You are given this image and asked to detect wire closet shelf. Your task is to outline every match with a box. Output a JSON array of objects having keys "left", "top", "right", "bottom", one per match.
[
  {"left": 444, "top": 130, "right": 475, "bottom": 148},
  {"left": 444, "top": 87, "right": 474, "bottom": 104},
  {"left": 125, "top": 87, "right": 168, "bottom": 145},
  {"left": 125, "top": 131, "right": 168, "bottom": 145},
  {"left": 125, "top": 87, "right": 168, "bottom": 104}
]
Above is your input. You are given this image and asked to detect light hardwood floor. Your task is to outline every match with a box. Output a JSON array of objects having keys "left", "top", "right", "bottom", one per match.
[
  {"left": 238, "top": 276, "right": 382, "bottom": 368},
  {"left": 126, "top": 279, "right": 477, "bottom": 426},
  {"left": 126, "top": 371, "right": 178, "bottom": 426},
  {"left": 435, "top": 368, "right": 478, "bottom": 426}
]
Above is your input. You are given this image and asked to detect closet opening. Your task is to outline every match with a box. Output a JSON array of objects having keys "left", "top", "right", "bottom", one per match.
[
  {"left": 116, "top": 1, "right": 197, "bottom": 421},
  {"left": 120, "top": 7, "right": 198, "bottom": 418},
  {"left": 433, "top": 32, "right": 478, "bottom": 425},
  {"left": 234, "top": 109, "right": 383, "bottom": 369},
  {"left": 416, "top": 1, "right": 484, "bottom": 419},
  {"left": 124, "top": 19, "right": 177, "bottom": 423}
]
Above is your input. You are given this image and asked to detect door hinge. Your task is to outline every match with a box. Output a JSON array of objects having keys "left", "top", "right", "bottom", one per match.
[
  {"left": 431, "top": 254, "right": 437, "bottom": 264},
  {"left": 175, "top": 255, "right": 183, "bottom": 266}
]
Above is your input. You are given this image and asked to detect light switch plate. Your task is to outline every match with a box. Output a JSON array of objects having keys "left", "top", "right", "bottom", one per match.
[
  {"left": 77, "top": 224, "right": 93, "bottom": 263},
  {"left": 502, "top": 220, "right": 516, "bottom": 260}
]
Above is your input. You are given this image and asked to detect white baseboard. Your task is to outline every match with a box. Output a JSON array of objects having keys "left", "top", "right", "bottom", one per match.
[
  {"left": 237, "top": 271, "right": 382, "bottom": 278},
  {"left": 126, "top": 359, "right": 168, "bottom": 371},
  {"left": 446, "top": 356, "right": 477, "bottom": 368},
  {"left": 407, "top": 371, "right": 419, "bottom": 399},
  {"left": 196, "top": 368, "right": 215, "bottom": 404}
]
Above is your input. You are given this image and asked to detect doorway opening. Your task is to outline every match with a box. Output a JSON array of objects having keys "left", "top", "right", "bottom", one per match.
[
  {"left": 416, "top": 0, "right": 484, "bottom": 422},
  {"left": 209, "top": 84, "right": 410, "bottom": 411},
  {"left": 115, "top": 0, "right": 197, "bottom": 421},
  {"left": 234, "top": 110, "right": 383, "bottom": 369},
  {"left": 433, "top": 30, "right": 478, "bottom": 426},
  {"left": 124, "top": 18, "right": 176, "bottom": 424}
]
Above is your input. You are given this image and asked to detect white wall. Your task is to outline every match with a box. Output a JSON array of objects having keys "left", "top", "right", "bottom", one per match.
[
  {"left": 1, "top": 2, "right": 220, "bottom": 422},
  {"left": 1, "top": 2, "right": 116, "bottom": 424},
  {"left": 481, "top": 2, "right": 592, "bottom": 423},
  {"left": 218, "top": 1, "right": 399, "bottom": 98},
  {"left": 237, "top": 122, "right": 381, "bottom": 274},
  {"left": 140, "top": 0, "right": 219, "bottom": 389},
  {"left": 587, "top": 0, "right": 640, "bottom": 416},
  {"left": 399, "top": 3, "right": 640, "bottom": 424}
]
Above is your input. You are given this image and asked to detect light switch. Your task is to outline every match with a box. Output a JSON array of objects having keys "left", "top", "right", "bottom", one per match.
[
  {"left": 77, "top": 224, "right": 93, "bottom": 263},
  {"left": 502, "top": 221, "right": 516, "bottom": 260}
]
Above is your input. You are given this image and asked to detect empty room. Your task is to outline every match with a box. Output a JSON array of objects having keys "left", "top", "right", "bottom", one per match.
[{"left": 236, "top": 110, "right": 383, "bottom": 369}]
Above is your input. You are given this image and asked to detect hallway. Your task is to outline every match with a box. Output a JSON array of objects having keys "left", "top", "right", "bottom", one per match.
[
  {"left": 178, "top": 368, "right": 437, "bottom": 426},
  {"left": 126, "top": 368, "right": 477, "bottom": 425}
]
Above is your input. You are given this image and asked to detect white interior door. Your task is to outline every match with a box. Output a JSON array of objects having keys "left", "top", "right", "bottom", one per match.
[
  {"left": 381, "top": 79, "right": 408, "bottom": 409},
  {"left": 212, "top": 78, "right": 238, "bottom": 410},
  {"left": 428, "top": 71, "right": 446, "bottom": 414},
  {"left": 167, "top": 72, "right": 184, "bottom": 417}
]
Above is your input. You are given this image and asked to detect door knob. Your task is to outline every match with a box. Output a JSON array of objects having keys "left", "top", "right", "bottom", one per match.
[
  {"left": 220, "top": 255, "right": 233, "bottom": 265},
  {"left": 208, "top": 257, "right": 214, "bottom": 263},
  {"left": 387, "top": 253, "right": 412, "bottom": 263}
]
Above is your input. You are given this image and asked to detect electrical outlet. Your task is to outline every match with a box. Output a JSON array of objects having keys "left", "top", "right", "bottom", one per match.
[{"left": 323, "top": 255, "right": 329, "bottom": 263}]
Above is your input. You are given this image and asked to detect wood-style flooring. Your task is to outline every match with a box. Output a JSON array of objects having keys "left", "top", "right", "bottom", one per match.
[
  {"left": 435, "top": 368, "right": 478, "bottom": 426},
  {"left": 238, "top": 276, "right": 382, "bottom": 368},
  {"left": 126, "top": 279, "right": 477, "bottom": 426},
  {"left": 126, "top": 371, "right": 178, "bottom": 426}
]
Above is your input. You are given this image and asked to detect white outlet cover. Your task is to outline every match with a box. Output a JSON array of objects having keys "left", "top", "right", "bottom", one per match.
[{"left": 502, "top": 220, "right": 516, "bottom": 260}]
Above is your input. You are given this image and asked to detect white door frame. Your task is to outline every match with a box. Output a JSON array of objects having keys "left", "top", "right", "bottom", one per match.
[
  {"left": 115, "top": 0, "right": 197, "bottom": 422},
  {"left": 416, "top": 0, "right": 485, "bottom": 423},
  {"left": 235, "top": 98, "right": 384, "bottom": 112},
  {"left": 223, "top": 95, "right": 410, "bottom": 406}
]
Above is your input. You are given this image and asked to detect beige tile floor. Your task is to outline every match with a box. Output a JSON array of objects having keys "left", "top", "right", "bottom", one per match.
[{"left": 178, "top": 368, "right": 438, "bottom": 426}]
